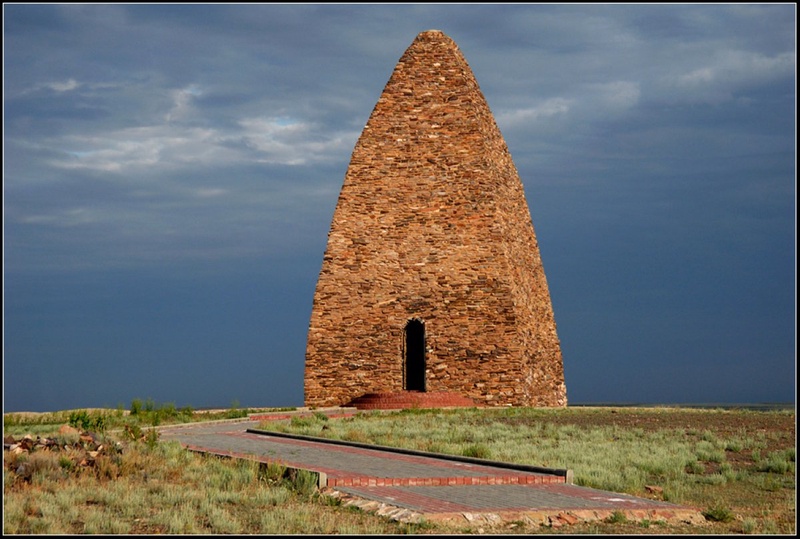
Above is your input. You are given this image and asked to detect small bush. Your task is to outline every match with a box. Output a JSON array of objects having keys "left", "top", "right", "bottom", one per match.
[
  {"left": 700, "top": 430, "right": 718, "bottom": 443},
  {"left": 25, "top": 452, "right": 63, "bottom": 484},
  {"left": 68, "top": 410, "right": 92, "bottom": 430},
  {"left": 758, "top": 475, "right": 784, "bottom": 492},
  {"left": 67, "top": 410, "right": 107, "bottom": 432},
  {"left": 695, "top": 473, "right": 727, "bottom": 485},
  {"left": 725, "top": 440, "right": 743, "bottom": 452},
  {"left": 130, "top": 399, "right": 143, "bottom": 416},
  {"left": 703, "top": 504, "right": 735, "bottom": 522},
  {"left": 756, "top": 458, "right": 790, "bottom": 474},
  {"left": 753, "top": 449, "right": 794, "bottom": 475},
  {"left": 462, "top": 444, "right": 492, "bottom": 459},
  {"left": 696, "top": 441, "right": 726, "bottom": 463},
  {"left": 290, "top": 416, "right": 316, "bottom": 429},
  {"left": 605, "top": 511, "right": 628, "bottom": 524},
  {"left": 741, "top": 518, "right": 758, "bottom": 534},
  {"left": 225, "top": 408, "right": 250, "bottom": 419},
  {"left": 288, "top": 469, "right": 319, "bottom": 498},
  {"left": 122, "top": 424, "right": 143, "bottom": 442},
  {"left": 145, "top": 429, "right": 159, "bottom": 449},
  {"left": 259, "top": 462, "right": 288, "bottom": 484},
  {"left": 58, "top": 455, "right": 74, "bottom": 471},
  {"left": 685, "top": 460, "right": 705, "bottom": 474},
  {"left": 342, "top": 429, "right": 368, "bottom": 443}
]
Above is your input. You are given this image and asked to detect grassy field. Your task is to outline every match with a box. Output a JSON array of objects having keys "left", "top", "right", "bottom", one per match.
[{"left": 3, "top": 403, "right": 795, "bottom": 534}]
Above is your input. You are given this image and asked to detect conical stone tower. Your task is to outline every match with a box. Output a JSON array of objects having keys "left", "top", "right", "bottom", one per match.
[{"left": 304, "top": 30, "right": 567, "bottom": 408}]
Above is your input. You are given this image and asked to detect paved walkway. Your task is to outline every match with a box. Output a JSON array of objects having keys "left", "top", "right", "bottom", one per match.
[{"left": 159, "top": 415, "right": 705, "bottom": 527}]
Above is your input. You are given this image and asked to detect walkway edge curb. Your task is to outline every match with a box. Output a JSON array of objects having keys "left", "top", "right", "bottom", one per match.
[{"left": 246, "top": 428, "right": 574, "bottom": 484}]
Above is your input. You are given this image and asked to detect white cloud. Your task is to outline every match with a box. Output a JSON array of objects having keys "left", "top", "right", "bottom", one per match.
[
  {"left": 495, "top": 81, "right": 639, "bottom": 135},
  {"left": 238, "top": 116, "right": 358, "bottom": 165},
  {"left": 680, "top": 50, "right": 793, "bottom": 87},
  {"left": 45, "top": 79, "right": 81, "bottom": 92},
  {"left": 20, "top": 207, "right": 103, "bottom": 227},
  {"left": 238, "top": 117, "right": 311, "bottom": 165},
  {"left": 49, "top": 126, "right": 230, "bottom": 172},
  {"left": 50, "top": 128, "right": 170, "bottom": 171},
  {"left": 45, "top": 113, "right": 358, "bottom": 173},
  {"left": 496, "top": 98, "right": 572, "bottom": 128},
  {"left": 16, "top": 79, "right": 82, "bottom": 96},
  {"left": 668, "top": 50, "right": 794, "bottom": 103},
  {"left": 166, "top": 84, "right": 203, "bottom": 123}
]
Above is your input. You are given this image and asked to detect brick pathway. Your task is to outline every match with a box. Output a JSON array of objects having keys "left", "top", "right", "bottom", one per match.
[{"left": 159, "top": 416, "right": 705, "bottom": 527}]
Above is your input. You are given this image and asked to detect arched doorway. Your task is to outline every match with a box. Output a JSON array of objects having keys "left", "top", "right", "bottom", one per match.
[{"left": 404, "top": 319, "right": 426, "bottom": 391}]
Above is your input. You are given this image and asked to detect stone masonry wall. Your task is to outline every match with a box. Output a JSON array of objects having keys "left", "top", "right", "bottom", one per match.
[{"left": 304, "top": 30, "right": 567, "bottom": 407}]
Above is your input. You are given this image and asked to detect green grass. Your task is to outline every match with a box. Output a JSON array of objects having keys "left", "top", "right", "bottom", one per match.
[
  {"left": 3, "top": 399, "right": 297, "bottom": 438},
  {"left": 3, "top": 435, "right": 420, "bottom": 534},
  {"left": 266, "top": 406, "right": 795, "bottom": 534},
  {"left": 5, "top": 405, "right": 795, "bottom": 535},
  {"left": 266, "top": 408, "right": 746, "bottom": 498}
]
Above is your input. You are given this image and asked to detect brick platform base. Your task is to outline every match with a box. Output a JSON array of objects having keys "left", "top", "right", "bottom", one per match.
[{"left": 345, "top": 391, "right": 479, "bottom": 410}]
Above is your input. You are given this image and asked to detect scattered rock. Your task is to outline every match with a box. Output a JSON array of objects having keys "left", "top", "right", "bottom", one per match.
[
  {"left": 557, "top": 512, "right": 579, "bottom": 525},
  {"left": 3, "top": 429, "right": 125, "bottom": 482},
  {"left": 645, "top": 485, "right": 664, "bottom": 498}
]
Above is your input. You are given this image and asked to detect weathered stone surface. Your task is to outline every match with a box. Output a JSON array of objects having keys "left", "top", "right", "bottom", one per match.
[{"left": 304, "top": 30, "right": 567, "bottom": 408}]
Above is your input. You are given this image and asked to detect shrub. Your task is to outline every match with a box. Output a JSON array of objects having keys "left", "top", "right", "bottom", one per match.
[
  {"left": 58, "top": 454, "right": 74, "bottom": 471},
  {"left": 462, "top": 444, "right": 492, "bottom": 459},
  {"left": 130, "top": 399, "right": 143, "bottom": 416},
  {"left": 703, "top": 504, "right": 735, "bottom": 522},
  {"left": 755, "top": 450, "right": 795, "bottom": 474},
  {"left": 225, "top": 408, "right": 250, "bottom": 419},
  {"left": 290, "top": 416, "right": 316, "bottom": 429},
  {"left": 756, "top": 458, "right": 789, "bottom": 474},
  {"left": 696, "top": 440, "right": 726, "bottom": 463},
  {"left": 145, "top": 429, "right": 159, "bottom": 449},
  {"left": 741, "top": 518, "right": 758, "bottom": 534},
  {"left": 122, "top": 424, "right": 143, "bottom": 442},
  {"left": 258, "top": 461, "right": 289, "bottom": 485},
  {"left": 605, "top": 511, "right": 628, "bottom": 524},
  {"left": 695, "top": 473, "right": 727, "bottom": 485},
  {"left": 725, "top": 440, "right": 743, "bottom": 452},
  {"left": 144, "top": 398, "right": 156, "bottom": 413},
  {"left": 68, "top": 410, "right": 92, "bottom": 430},
  {"left": 287, "top": 468, "right": 319, "bottom": 498},
  {"left": 685, "top": 459, "right": 705, "bottom": 474}
]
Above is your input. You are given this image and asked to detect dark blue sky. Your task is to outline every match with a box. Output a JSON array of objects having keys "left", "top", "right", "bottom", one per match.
[{"left": 3, "top": 4, "right": 796, "bottom": 412}]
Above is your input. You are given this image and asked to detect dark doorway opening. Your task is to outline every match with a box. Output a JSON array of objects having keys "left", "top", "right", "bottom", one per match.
[{"left": 404, "top": 319, "right": 426, "bottom": 391}]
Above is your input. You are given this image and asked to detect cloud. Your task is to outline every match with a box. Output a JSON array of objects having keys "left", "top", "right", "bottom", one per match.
[
  {"left": 12, "top": 78, "right": 83, "bottom": 97},
  {"left": 4, "top": 3, "right": 793, "bottom": 276},
  {"left": 495, "top": 81, "right": 639, "bottom": 137},
  {"left": 166, "top": 84, "right": 203, "bottom": 123},
  {"left": 53, "top": 133, "right": 158, "bottom": 172},
  {"left": 2, "top": 4, "right": 794, "bottom": 414},
  {"left": 18, "top": 207, "right": 110, "bottom": 229},
  {"left": 496, "top": 97, "right": 572, "bottom": 127},
  {"left": 238, "top": 117, "right": 358, "bottom": 166},
  {"left": 43, "top": 78, "right": 81, "bottom": 92},
  {"left": 43, "top": 114, "right": 358, "bottom": 173},
  {"left": 664, "top": 49, "right": 795, "bottom": 104}
]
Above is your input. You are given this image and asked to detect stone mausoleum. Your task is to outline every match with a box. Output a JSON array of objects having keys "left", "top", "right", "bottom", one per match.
[{"left": 304, "top": 30, "right": 567, "bottom": 408}]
